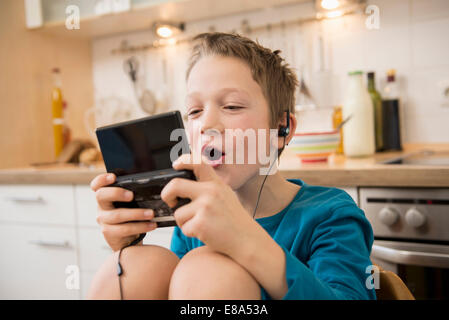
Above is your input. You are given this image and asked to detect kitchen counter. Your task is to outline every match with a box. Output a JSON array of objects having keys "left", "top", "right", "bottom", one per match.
[
  {"left": 0, "top": 144, "right": 448, "bottom": 187},
  {"left": 279, "top": 143, "right": 449, "bottom": 187}
]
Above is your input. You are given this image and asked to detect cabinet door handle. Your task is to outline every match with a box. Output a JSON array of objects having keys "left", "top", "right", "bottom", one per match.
[
  {"left": 29, "top": 239, "right": 71, "bottom": 248},
  {"left": 6, "top": 196, "right": 45, "bottom": 204}
]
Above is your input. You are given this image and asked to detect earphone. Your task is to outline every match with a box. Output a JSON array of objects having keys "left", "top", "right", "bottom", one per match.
[{"left": 278, "top": 109, "right": 290, "bottom": 137}]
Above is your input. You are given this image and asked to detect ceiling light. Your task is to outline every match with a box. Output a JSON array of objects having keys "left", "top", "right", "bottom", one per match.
[
  {"left": 321, "top": 0, "right": 340, "bottom": 10},
  {"left": 315, "top": 0, "right": 366, "bottom": 20},
  {"left": 153, "top": 22, "right": 185, "bottom": 39},
  {"left": 156, "top": 25, "right": 173, "bottom": 38}
]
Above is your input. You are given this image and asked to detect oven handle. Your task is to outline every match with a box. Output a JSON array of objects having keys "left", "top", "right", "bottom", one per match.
[{"left": 372, "top": 244, "right": 449, "bottom": 269}]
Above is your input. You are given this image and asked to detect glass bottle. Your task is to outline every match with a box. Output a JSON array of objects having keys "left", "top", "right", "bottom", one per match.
[
  {"left": 382, "top": 69, "right": 402, "bottom": 151},
  {"left": 367, "top": 72, "right": 384, "bottom": 152},
  {"left": 332, "top": 106, "right": 344, "bottom": 154},
  {"left": 342, "top": 71, "right": 375, "bottom": 157},
  {"left": 51, "top": 68, "right": 64, "bottom": 158}
]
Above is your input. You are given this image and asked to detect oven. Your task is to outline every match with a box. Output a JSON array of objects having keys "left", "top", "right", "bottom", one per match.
[{"left": 360, "top": 187, "right": 449, "bottom": 299}]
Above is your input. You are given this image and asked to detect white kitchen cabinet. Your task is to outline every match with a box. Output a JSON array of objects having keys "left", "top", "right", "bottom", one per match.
[
  {"left": 31, "top": 0, "right": 309, "bottom": 38},
  {"left": 0, "top": 223, "right": 80, "bottom": 299},
  {"left": 74, "top": 185, "right": 98, "bottom": 227},
  {"left": 0, "top": 185, "right": 76, "bottom": 226},
  {"left": 78, "top": 227, "right": 113, "bottom": 273}
]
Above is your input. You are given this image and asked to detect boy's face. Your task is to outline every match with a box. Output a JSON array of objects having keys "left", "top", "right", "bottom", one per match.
[{"left": 185, "top": 55, "right": 273, "bottom": 190}]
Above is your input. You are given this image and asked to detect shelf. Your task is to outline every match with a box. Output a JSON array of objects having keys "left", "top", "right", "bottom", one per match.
[{"left": 32, "top": 0, "right": 310, "bottom": 39}]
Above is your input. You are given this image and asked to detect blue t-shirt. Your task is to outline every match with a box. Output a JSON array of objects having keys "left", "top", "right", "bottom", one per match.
[{"left": 170, "top": 179, "right": 377, "bottom": 300}]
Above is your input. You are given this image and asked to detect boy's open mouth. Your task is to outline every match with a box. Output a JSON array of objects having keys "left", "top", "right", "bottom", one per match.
[{"left": 202, "top": 144, "right": 225, "bottom": 167}]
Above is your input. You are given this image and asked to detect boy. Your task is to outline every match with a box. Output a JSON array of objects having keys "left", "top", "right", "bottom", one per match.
[{"left": 88, "top": 32, "right": 376, "bottom": 300}]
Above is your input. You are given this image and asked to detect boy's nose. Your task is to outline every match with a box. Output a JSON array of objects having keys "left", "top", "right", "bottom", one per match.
[{"left": 200, "top": 108, "right": 224, "bottom": 134}]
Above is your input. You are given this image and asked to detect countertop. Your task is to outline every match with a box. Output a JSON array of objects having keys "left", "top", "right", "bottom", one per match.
[
  {"left": 279, "top": 144, "right": 449, "bottom": 187},
  {"left": 0, "top": 144, "right": 448, "bottom": 187}
]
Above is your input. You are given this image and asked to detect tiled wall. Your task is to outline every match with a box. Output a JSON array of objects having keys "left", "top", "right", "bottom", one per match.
[{"left": 91, "top": 0, "right": 449, "bottom": 143}]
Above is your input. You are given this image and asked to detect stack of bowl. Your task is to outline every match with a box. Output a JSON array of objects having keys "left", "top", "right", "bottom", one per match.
[{"left": 289, "top": 130, "right": 340, "bottom": 162}]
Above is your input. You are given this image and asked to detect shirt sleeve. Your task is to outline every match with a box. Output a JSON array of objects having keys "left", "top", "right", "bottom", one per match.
[
  {"left": 279, "top": 205, "right": 377, "bottom": 300},
  {"left": 170, "top": 226, "right": 190, "bottom": 259}
]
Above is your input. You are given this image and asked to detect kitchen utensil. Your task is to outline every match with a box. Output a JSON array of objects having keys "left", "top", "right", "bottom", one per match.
[
  {"left": 123, "top": 56, "right": 157, "bottom": 114},
  {"left": 336, "top": 114, "right": 352, "bottom": 131}
]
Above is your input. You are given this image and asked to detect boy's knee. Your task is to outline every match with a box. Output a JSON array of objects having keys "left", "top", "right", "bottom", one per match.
[
  {"left": 169, "top": 246, "right": 261, "bottom": 300},
  {"left": 87, "top": 245, "right": 179, "bottom": 300}
]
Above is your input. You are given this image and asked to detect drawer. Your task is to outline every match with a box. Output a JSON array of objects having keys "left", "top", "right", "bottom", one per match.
[
  {"left": 0, "top": 185, "right": 76, "bottom": 225},
  {"left": 74, "top": 185, "right": 98, "bottom": 227},
  {"left": 78, "top": 226, "right": 113, "bottom": 273},
  {"left": 0, "top": 223, "right": 80, "bottom": 299}
]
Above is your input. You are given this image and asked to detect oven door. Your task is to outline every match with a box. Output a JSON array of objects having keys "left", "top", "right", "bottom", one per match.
[{"left": 371, "top": 240, "right": 449, "bottom": 299}]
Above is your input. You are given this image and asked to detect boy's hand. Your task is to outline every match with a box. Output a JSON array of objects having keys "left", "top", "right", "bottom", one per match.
[
  {"left": 161, "top": 154, "right": 260, "bottom": 258},
  {"left": 90, "top": 173, "right": 158, "bottom": 252}
]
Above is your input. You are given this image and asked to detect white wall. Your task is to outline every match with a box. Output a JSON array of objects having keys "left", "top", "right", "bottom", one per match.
[{"left": 91, "top": 0, "right": 449, "bottom": 143}]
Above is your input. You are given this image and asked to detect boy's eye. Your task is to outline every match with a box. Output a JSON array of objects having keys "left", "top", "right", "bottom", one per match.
[
  {"left": 187, "top": 109, "right": 201, "bottom": 117},
  {"left": 224, "top": 105, "right": 244, "bottom": 110}
]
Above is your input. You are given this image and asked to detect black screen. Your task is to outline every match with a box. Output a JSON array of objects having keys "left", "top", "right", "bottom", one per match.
[{"left": 96, "top": 112, "right": 189, "bottom": 176}]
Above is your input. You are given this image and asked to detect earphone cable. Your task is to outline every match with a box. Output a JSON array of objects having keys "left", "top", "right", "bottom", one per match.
[
  {"left": 252, "top": 135, "right": 286, "bottom": 219},
  {"left": 116, "top": 233, "right": 146, "bottom": 300}
]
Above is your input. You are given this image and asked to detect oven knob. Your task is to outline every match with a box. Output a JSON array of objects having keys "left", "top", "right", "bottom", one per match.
[
  {"left": 378, "top": 207, "right": 399, "bottom": 226},
  {"left": 405, "top": 208, "right": 426, "bottom": 228}
]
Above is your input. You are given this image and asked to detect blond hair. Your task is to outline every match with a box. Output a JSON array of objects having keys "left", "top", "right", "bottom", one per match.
[{"left": 186, "top": 32, "right": 298, "bottom": 129}]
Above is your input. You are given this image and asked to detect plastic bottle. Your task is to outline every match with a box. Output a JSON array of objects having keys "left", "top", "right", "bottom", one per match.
[
  {"left": 342, "top": 71, "right": 375, "bottom": 157},
  {"left": 51, "top": 68, "right": 64, "bottom": 158}
]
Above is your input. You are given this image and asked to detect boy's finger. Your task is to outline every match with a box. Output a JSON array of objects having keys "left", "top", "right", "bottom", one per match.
[
  {"left": 161, "top": 178, "right": 203, "bottom": 208},
  {"left": 98, "top": 208, "right": 154, "bottom": 225},
  {"left": 96, "top": 187, "right": 133, "bottom": 210},
  {"left": 105, "top": 221, "right": 157, "bottom": 239},
  {"left": 90, "top": 173, "right": 115, "bottom": 192},
  {"left": 173, "top": 201, "right": 197, "bottom": 229}
]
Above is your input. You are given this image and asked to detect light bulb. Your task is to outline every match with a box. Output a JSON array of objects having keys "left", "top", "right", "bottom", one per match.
[
  {"left": 321, "top": 0, "right": 340, "bottom": 10},
  {"left": 156, "top": 25, "right": 173, "bottom": 38}
]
